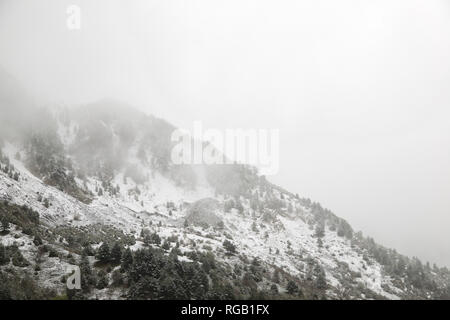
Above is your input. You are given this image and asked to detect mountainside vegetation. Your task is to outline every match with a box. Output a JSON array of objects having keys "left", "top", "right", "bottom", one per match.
[{"left": 0, "top": 69, "right": 449, "bottom": 300}]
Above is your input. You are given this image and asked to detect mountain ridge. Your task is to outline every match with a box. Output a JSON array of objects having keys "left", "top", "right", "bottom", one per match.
[{"left": 0, "top": 69, "right": 449, "bottom": 300}]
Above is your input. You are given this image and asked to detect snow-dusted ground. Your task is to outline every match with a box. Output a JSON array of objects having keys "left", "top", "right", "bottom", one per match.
[
  {"left": 0, "top": 125, "right": 403, "bottom": 299},
  {"left": 0, "top": 224, "right": 76, "bottom": 292}
]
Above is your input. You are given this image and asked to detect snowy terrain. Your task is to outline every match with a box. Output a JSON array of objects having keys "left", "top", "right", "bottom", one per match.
[
  {"left": 0, "top": 101, "right": 449, "bottom": 300},
  {"left": 0, "top": 128, "right": 402, "bottom": 299}
]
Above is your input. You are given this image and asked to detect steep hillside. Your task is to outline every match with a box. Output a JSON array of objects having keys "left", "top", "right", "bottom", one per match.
[{"left": 0, "top": 70, "right": 449, "bottom": 300}]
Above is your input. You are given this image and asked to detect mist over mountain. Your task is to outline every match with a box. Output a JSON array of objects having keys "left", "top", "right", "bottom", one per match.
[
  {"left": 0, "top": 67, "right": 449, "bottom": 300},
  {"left": 2, "top": 0, "right": 450, "bottom": 270}
]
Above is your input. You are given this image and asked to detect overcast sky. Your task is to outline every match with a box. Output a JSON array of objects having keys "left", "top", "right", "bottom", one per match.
[{"left": 1, "top": 0, "right": 449, "bottom": 266}]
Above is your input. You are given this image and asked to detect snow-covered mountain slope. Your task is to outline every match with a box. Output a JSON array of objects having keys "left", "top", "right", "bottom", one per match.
[
  {"left": 1, "top": 102, "right": 449, "bottom": 300},
  {"left": 0, "top": 69, "right": 449, "bottom": 299},
  {"left": 0, "top": 141, "right": 394, "bottom": 299}
]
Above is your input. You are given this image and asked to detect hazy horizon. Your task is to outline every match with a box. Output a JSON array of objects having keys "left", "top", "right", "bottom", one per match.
[{"left": 1, "top": 0, "right": 449, "bottom": 267}]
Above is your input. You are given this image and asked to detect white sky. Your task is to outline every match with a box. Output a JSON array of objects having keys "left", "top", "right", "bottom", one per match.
[{"left": 1, "top": 0, "right": 450, "bottom": 266}]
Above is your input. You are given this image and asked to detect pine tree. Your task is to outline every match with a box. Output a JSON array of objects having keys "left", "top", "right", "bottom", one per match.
[
  {"left": 0, "top": 243, "right": 8, "bottom": 265},
  {"left": 82, "top": 244, "right": 95, "bottom": 256},
  {"left": 272, "top": 269, "right": 280, "bottom": 284},
  {"left": 121, "top": 248, "right": 133, "bottom": 272},
  {"left": 159, "top": 277, "right": 178, "bottom": 299},
  {"left": 315, "top": 222, "right": 325, "bottom": 238},
  {"left": 80, "top": 252, "right": 94, "bottom": 292},
  {"left": 314, "top": 265, "right": 327, "bottom": 290},
  {"left": 110, "top": 243, "right": 122, "bottom": 264},
  {"left": 223, "top": 240, "right": 236, "bottom": 255},
  {"left": 96, "top": 242, "right": 110, "bottom": 263},
  {"left": 235, "top": 199, "right": 244, "bottom": 214},
  {"left": 150, "top": 233, "right": 161, "bottom": 245},
  {"left": 270, "top": 284, "right": 279, "bottom": 295},
  {"left": 12, "top": 250, "right": 29, "bottom": 267},
  {"left": 287, "top": 280, "right": 298, "bottom": 295},
  {"left": 0, "top": 216, "right": 9, "bottom": 232},
  {"left": 162, "top": 240, "right": 170, "bottom": 250},
  {"left": 111, "top": 269, "right": 123, "bottom": 286},
  {"left": 96, "top": 270, "right": 109, "bottom": 289},
  {"left": 33, "top": 235, "right": 43, "bottom": 246},
  {"left": 191, "top": 269, "right": 209, "bottom": 299}
]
